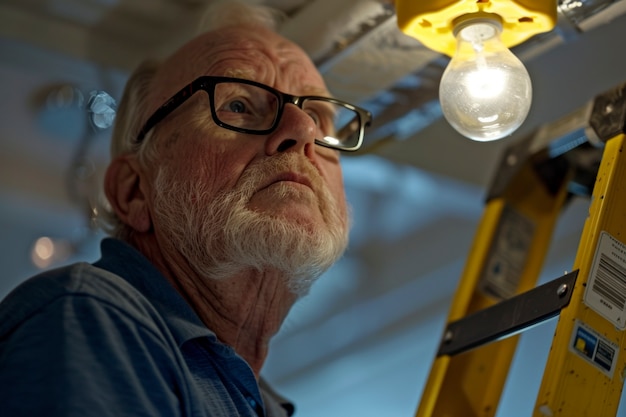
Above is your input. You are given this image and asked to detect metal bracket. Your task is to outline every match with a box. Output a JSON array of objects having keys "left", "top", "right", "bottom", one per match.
[{"left": 437, "top": 270, "right": 578, "bottom": 357}]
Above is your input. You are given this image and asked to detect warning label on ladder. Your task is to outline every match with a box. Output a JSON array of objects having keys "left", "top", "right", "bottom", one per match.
[
  {"left": 479, "top": 205, "right": 535, "bottom": 300},
  {"left": 584, "top": 231, "right": 626, "bottom": 329},
  {"left": 569, "top": 320, "right": 618, "bottom": 378}
]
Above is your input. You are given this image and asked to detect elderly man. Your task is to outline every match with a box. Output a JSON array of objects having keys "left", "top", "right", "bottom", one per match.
[{"left": 0, "top": 2, "right": 371, "bottom": 417}]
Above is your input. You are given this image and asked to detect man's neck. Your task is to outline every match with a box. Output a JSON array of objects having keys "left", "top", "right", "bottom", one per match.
[{"left": 134, "top": 235, "right": 297, "bottom": 376}]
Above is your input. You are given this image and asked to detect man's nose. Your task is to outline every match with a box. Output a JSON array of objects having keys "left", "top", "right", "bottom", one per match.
[{"left": 264, "top": 104, "right": 318, "bottom": 157}]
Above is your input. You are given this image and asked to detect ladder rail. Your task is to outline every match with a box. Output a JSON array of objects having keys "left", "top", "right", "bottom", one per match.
[{"left": 415, "top": 82, "right": 626, "bottom": 417}]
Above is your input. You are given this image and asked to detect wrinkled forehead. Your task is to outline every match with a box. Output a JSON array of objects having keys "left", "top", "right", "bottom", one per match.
[{"left": 148, "top": 25, "right": 328, "bottom": 106}]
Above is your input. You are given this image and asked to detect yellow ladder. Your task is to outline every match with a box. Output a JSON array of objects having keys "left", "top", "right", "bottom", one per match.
[{"left": 416, "top": 82, "right": 626, "bottom": 417}]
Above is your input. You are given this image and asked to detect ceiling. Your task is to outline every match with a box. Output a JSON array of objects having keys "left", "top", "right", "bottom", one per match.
[{"left": 2, "top": 0, "right": 626, "bottom": 416}]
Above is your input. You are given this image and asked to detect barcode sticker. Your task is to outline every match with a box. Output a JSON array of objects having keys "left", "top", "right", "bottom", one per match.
[{"left": 584, "top": 231, "right": 626, "bottom": 329}]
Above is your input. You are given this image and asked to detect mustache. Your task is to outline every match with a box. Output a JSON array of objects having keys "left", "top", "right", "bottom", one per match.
[{"left": 235, "top": 153, "right": 325, "bottom": 199}]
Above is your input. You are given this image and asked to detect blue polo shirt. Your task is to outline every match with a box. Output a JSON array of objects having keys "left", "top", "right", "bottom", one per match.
[{"left": 0, "top": 238, "right": 294, "bottom": 417}]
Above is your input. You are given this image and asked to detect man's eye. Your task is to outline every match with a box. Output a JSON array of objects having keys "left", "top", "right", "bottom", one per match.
[
  {"left": 227, "top": 99, "right": 247, "bottom": 113},
  {"left": 306, "top": 110, "right": 322, "bottom": 126}
]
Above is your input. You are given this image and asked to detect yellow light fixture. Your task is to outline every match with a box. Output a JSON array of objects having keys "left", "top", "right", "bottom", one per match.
[{"left": 396, "top": 0, "right": 557, "bottom": 141}]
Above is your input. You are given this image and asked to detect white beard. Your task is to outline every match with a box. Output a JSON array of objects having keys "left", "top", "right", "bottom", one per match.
[{"left": 152, "top": 152, "right": 349, "bottom": 296}]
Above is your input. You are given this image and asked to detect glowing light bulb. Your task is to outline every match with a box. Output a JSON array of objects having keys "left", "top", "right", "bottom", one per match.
[{"left": 439, "top": 17, "right": 532, "bottom": 141}]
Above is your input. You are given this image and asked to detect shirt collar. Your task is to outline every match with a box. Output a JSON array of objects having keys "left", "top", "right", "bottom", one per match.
[{"left": 93, "top": 237, "right": 214, "bottom": 346}]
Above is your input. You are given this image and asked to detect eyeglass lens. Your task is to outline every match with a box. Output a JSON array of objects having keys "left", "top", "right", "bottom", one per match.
[
  {"left": 214, "top": 82, "right": 279, "bottom": 131},
  {"left": 305, "top": 100, "right": 361, "bottom": 149},
  {"left": 213, "top": 81, "right": 361, "bottom": 149}
]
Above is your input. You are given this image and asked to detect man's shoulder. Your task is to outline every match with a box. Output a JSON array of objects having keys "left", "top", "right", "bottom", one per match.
[{"left": 0, "top": 262, "right": 159, "bottom": 339}]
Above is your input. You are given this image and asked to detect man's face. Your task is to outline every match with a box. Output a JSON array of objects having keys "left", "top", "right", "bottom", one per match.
[{"left": 143, "top": 26, "right": 350, "bottom": 294}]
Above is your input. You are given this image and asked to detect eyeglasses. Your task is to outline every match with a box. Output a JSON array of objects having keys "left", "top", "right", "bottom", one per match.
[{"left": 135, "top": 76, "right": 372, "bottom": 152}]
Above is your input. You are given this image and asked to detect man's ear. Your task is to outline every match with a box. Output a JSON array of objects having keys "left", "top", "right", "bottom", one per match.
[{"left": 104, "top": 155, "right": 152, "bottom": 233}]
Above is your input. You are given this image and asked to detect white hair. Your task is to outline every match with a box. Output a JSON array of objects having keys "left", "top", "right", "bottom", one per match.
[
  {"left": 152, "top": 152, "right": 349, "bottom": 296},
  {"left": 196, "top": 0, "right": 286, "bottom": 34}
]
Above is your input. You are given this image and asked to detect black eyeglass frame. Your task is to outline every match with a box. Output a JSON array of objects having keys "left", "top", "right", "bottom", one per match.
[{"left": 135, "top": 76, "right": 372, "bottom": 152}]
